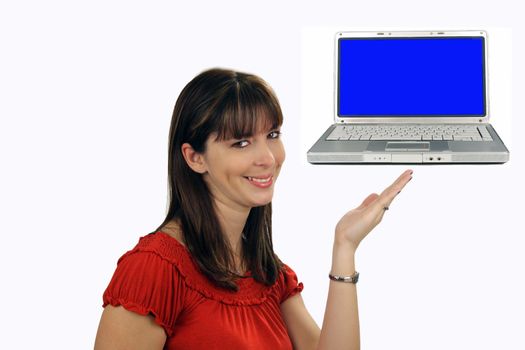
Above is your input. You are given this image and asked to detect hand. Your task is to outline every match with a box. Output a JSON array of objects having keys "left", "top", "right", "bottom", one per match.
[{"left": 334, "top": 169, "right": 413, "bottom": 252}]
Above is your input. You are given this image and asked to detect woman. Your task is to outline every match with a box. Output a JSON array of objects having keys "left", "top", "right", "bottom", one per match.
[{"left": 94, "top": 68, "right": 412, "bottom": 349}]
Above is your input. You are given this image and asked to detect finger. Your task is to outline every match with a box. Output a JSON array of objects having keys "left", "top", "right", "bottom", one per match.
[
  {"left": 374, "top": 170, "right": 413, "bottom": 212},
  {"left": 388, "top": 169, "right": 413, "bottom": 192},
  {"left": 381, "top": 169, "right": 413, "bottom": 198}
]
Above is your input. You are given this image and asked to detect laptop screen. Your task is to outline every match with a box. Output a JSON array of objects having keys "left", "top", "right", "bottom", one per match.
[{"left": 338, "top": 36, "right": 486, "bottom": 117}]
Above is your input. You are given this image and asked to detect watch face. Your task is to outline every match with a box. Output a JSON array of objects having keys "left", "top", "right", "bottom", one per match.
[{"left": 353, "top": 272, "right": 359, "bottom": 283}]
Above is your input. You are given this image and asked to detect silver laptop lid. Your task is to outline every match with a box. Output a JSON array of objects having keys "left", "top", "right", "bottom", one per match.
[{"left": 334, "top": 30, "right": 489, "bottom": 124}]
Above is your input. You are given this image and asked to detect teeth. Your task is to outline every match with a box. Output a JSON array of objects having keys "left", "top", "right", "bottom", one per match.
[{"left": 248, "top": 176, "right": 271, "bottom": 183}]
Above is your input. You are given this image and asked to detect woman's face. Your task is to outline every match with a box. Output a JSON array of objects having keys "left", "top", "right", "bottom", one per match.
[{"left": 199, "top": 123, "right": 285, "bottom": 212}]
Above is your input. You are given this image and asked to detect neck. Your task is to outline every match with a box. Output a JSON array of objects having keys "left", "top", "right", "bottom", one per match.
[{"left": 213, "top": 199, "right": 250, "bottom": 271}]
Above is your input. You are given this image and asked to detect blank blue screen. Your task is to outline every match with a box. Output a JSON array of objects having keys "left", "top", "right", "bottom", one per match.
[{"left": 338, "top": 37, "right": 485, "bottom": 117}]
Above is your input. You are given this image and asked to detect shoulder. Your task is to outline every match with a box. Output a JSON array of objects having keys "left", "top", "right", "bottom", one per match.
[
  {"left": 106, "top": 231, "right": 198, "bottom": 297},
  {"left": 158, "top": 220, "right": 185, "bottom": 246},
  {"left": 120, "top": 230, "right": 187, "bottom": 263},
  {"left": 102, "top": 231, "right": 190, "bottom": 337}
]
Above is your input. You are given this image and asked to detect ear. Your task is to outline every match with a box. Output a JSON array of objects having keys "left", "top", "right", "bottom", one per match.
[{"left": 181, "top": 143, "right": 208, "bottom": 174}]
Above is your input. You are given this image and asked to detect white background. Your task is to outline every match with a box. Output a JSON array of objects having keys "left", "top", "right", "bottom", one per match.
[{"left": 1, "top": 1, "right": 523, "bottom": 349}]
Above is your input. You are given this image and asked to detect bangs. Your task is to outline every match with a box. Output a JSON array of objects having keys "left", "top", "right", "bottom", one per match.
[{"left": 211, "top": 79, "right": 283, "bottom": 141}]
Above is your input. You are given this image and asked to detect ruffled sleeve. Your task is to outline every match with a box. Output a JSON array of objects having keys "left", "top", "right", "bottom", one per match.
[
  {"left": 279, "top": 264, "right": 304, "bottom": 303},
  {"left": 102, "top": 250, "right": 185, "bottom": 337}
]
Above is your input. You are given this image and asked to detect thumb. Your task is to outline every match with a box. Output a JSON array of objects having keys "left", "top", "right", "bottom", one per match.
[{"left": 357, "top": 193, "right": 379, "bottom": 210}]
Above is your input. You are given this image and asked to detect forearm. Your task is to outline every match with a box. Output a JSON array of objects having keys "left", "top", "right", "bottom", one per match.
[
  {"left": 315, "top": 170, "right": 412, "bottom": 350},
  {"left": 317, "top": 240, "right": 359, "bottom": 350}
]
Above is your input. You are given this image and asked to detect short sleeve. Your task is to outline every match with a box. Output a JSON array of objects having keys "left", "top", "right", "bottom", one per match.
[
  {"left": 102, "top": 251, "right": 185, "bottom": 337},
  {"left": 279, "top": 264, "right": 304, "bottom": 303}
]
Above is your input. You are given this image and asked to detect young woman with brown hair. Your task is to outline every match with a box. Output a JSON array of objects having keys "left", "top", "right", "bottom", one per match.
[{"left": 94, "top": 68, "right": 412, "bottom": 349}]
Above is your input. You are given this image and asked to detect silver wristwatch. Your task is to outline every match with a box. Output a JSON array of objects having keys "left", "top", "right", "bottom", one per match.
[{"left": 328, "top": 271, "right": 360, "bottom": 284}]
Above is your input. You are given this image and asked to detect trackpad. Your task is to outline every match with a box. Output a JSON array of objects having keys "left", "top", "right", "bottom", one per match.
[{"left": 386, "top": 142, "right": 430, "bottom": 151}]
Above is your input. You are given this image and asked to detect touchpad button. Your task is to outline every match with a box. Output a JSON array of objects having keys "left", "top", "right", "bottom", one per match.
[{"left": 385, "top": 142, "right": 430, "bottom": 151}]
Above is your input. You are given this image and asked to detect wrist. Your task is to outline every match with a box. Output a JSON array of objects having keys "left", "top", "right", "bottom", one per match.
[
  {"left": 333, "top": 235, "right": 358, "bottom": 255},
  {"left": 330, "top": 240, "right": 357, "bottom": 276}
]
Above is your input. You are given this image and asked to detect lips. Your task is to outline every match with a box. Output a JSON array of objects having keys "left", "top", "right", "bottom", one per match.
[{"left": 245, "top": 175, "right": 274, "bottom": 188}]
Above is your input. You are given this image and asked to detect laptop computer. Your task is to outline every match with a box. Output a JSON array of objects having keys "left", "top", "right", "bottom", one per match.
[{"left": 307, "top": 30, "right": 509, "bottom": 164}]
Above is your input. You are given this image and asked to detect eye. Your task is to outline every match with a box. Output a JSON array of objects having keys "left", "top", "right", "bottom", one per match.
[
  {"left": 232, "top": 140, "right": 250, "bottom": 148},
  {"left": 268, "top": 130, "right": 281, "bottom": 139}
]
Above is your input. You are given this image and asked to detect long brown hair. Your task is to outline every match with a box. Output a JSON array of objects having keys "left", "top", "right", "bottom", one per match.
[{"left": 153, "top": 68, "right": 283, "bottom": 291}]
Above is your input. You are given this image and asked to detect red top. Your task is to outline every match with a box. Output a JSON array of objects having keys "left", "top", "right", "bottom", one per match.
[{"left": 102, "top": 231, "right": 304, "bottom": 349}]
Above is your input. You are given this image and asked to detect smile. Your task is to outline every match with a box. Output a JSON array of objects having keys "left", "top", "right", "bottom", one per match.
[{"left": 245, "top": 175, "right": 274, "bottom": 188}]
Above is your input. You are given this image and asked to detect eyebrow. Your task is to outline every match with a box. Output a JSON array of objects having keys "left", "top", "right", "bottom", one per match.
[{"left": 216, "top": 119, "right": 281, "bottom": 140}]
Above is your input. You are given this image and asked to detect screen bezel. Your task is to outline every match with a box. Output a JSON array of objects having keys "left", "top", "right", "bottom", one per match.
[{"left": 334, "top": 31, "right": 489, "bottom": 124}]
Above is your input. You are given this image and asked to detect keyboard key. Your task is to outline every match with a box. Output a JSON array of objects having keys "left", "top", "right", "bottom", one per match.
[{"left": 454, "top": 136, "right": 472, "bottom": 141}]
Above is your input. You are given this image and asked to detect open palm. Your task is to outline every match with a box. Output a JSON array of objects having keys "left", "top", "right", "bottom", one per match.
[{"left": 335, "top": 169, "right": 413, "bottom": 251}]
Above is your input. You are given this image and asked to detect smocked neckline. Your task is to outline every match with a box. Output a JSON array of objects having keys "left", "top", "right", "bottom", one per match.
[
  {"left": 156, "top": 231, "right": 252, "bottom": 278},
  {"left": 131, "top": 231, "right": 275, "bottom": 305}
]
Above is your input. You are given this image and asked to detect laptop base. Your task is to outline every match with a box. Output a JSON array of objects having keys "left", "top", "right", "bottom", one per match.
[{"left": 307, "top": 124, "right": 509, "bottom": 164}]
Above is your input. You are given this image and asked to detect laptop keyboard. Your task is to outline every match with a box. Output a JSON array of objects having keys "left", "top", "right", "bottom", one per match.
[{"left": 326, "top": 124, "right": 493, "bottom": 141}]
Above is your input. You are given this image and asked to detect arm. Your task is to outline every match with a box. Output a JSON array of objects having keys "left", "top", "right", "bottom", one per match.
[
  {"left": 317, "top": 238, "right": 359, "bottom": 349},
  {"left": 281, "top": 294, "right": 321, "bottom": 350},
  {"left": 282, "top": 170, "right": 413, "bottom": 350},
  {"left": 94, "top": 305, "right": 166, "bottom": 350}
]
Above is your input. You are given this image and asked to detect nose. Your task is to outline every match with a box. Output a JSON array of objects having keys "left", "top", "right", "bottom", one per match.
[{"left": 253, "top": 140, "right": 275, "bottom": 167}]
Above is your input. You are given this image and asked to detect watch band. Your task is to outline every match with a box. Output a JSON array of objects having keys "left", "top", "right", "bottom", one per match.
[{"left": 329, "top": 271, "right": 359, "bottom": 284}]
